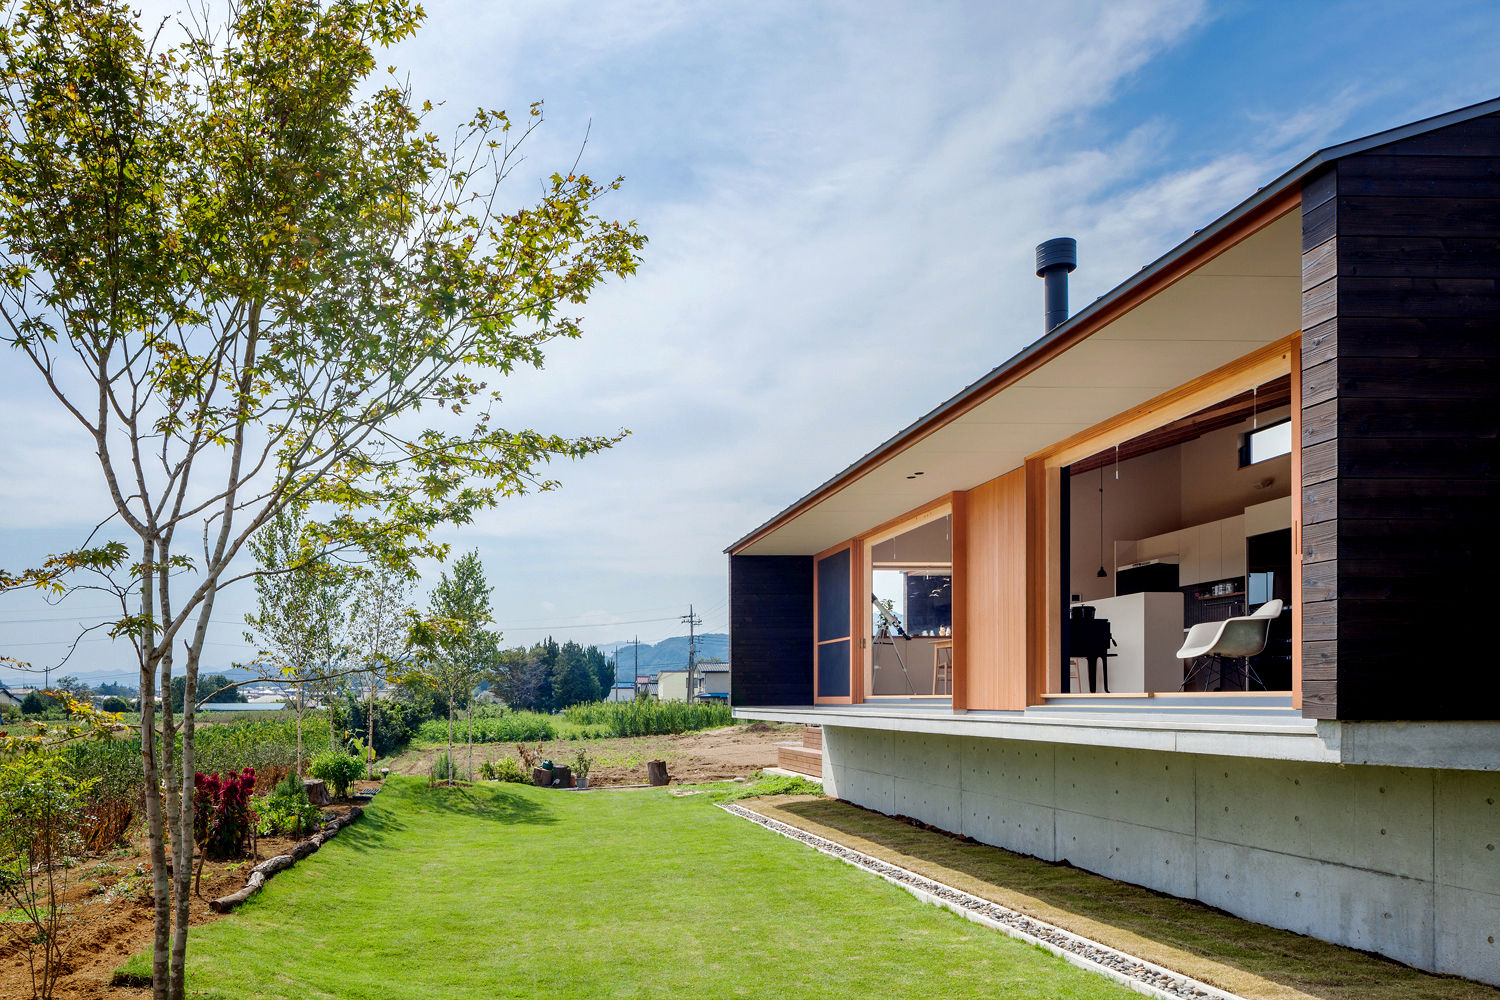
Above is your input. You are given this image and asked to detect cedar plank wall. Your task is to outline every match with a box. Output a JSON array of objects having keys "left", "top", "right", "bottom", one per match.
[
  {"left": 1299, "top": 112, "right": 1500, "bottom": 720},
  {"left": 963, "top": 469, "right": 1029, "bottom": 710},
  {"left": 729, "top": 555, "right": 815, "bottom": 706}
]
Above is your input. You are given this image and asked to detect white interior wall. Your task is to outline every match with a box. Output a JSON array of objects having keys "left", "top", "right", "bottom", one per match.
[
  {"left": 1179, "top": 405, "right": 1292, "bottom": 524},
  {"left": 1068, "top": 403, "right": 1294, "bottom": 601},
  {"left": 1069, "top": 447, "right": 1181, "bottom": 602}
]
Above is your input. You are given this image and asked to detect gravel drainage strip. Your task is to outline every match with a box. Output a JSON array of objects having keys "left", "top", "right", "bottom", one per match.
[{"left": 720, "top": 802, "right": 1247, "bottom": 1000}]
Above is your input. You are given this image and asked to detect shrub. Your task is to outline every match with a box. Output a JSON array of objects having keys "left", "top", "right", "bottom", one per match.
[
  {"left": 101, "top": 696, "right": 131, "bottom": 713},
  {"left": 20, "top": 690, "right": 55, "bottom": 715},
  {"left": 572, "top": 748, "right": 594, "bottom": 783},
  {"left": 0, "top": 751, "right": 95, "bottom": 998},
  {"left": 309, "top": 752, "right": 363, "bottom": 799},
  {"left": 0, "top": 702, "right": 20, "bottom": 723},
  {"left": 560, "top": 700, "right": 732, "bottom": 737},
  {"left": 273, "top": 768, "right": 305, "bottom": 802},
  {"left": 478, "top": 759, "right": 497, "bottom": 781},
  {"left": 493, "top": 756, "right": 529, "bottom": 784},
  {"left": 192, "top": 769, "right": 256, "bottom": 860},
  {"left": 253, "top": 769, "right": 320, "bottom": 837},
  {"left": 253, "top": 792, "right": 320, "bottom": 838},
  {"left": 429, "top": 751, "right": 463, "bottom": 784}
]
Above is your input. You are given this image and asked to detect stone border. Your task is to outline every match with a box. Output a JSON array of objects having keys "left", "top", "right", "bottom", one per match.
[
  {"left": 719, "top": 802, "right": 1248, "bottom": 1000},
  {"left": 209, "top": 806, "right": 363, "bottom": 913}
]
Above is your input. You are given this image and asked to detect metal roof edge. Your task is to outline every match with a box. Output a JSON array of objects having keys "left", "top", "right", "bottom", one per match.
[{"left": 725, "top": 96, "right": 1500, "bottom": 556}]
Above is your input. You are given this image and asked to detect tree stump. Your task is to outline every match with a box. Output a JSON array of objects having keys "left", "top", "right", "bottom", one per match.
[
  {"left": 532, "top": 767, "right": 553, "bottom": 787},
  {"left": 646, "top": 760, "right": 670, "bottom": 786},
  {"left": 303, "top": 778, "right": 332, "bottom": 806},
  {"left": 551, "top": 765, "right": 571, "bottom": 788}
]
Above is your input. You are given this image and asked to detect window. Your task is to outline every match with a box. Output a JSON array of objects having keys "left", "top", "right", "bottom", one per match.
[{"left": 1240, "top": 419, "right": 1291, "bottom": 467}]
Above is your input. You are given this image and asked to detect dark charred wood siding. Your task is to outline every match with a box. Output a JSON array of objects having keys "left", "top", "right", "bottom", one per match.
[
  {"left": 729, "top": 555, "right": 814, "bottom": 707},
  {"left": 1299, "top": 113, "right": 1500, "bottom": 720}
]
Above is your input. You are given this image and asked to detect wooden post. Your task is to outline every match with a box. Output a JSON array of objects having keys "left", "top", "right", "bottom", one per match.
[{"left": 646, "top": 760, "right": 670, "bottom": 786}]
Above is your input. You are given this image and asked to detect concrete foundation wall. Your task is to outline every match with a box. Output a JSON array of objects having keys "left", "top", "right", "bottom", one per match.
[{"left": 821, "top": 725, "right": 1500, "bottom": 985}]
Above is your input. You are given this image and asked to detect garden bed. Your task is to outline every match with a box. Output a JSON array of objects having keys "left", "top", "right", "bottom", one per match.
[{"left": 0, "top": 782, "right": 378, "bottom": 1000}]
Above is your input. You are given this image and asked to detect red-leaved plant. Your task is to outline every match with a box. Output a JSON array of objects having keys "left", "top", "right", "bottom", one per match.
[{"left": 193, "top": 768, "right": 256, "bottom": 860}]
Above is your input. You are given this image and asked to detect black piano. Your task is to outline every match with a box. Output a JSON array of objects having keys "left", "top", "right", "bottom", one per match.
[{"left": 1067, "top": 606, "right": 1117, "bottom": 693}]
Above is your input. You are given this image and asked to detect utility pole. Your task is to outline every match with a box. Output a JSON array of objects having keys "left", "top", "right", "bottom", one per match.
[
  {"left": 633, "top": 636, "right": 640, "bottom": 698},
  {"left": 680, "top": 605, "right": 702, "bottom": 703}
]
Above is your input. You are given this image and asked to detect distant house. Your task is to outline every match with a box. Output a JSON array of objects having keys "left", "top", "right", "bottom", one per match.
[
  {"left": 0, "top": 684, "right": 22, "bottom": 707},
  {"left": 656, "top": 669, "right": 687, "bottom": 702},
  {"left": 695, "top": 664, "right": 730, "bottom": 701},
  {"left": 657, "top": 666, "right": 729, "bottom": 702},
  {"left": 607, "top": 683, "right": 636, "bottom": 702},
  {"left": 730, "top": 98, "right": 1500, "bottom": 987}
]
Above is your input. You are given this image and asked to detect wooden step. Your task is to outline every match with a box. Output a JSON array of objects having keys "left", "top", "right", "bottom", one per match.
[
  {"left": 801, "top": 726, "right": 822, "bottom": 750},
  {"left": 778, "top": 744, "right": 823, "bottom": 778}
]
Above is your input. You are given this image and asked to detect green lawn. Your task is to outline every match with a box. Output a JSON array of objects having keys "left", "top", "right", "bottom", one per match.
[{"left": 123, "top": 779, "right": 1134, "bottom": 999}]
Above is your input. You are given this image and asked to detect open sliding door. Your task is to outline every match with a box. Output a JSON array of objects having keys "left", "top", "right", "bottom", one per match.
[{"left": 814, "top": 545, "right": 854, "bottom": 703}]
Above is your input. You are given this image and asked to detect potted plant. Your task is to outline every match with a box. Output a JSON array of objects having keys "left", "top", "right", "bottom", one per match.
[{"left": 573, "top": 749, "right": 594, "bottom": 789}]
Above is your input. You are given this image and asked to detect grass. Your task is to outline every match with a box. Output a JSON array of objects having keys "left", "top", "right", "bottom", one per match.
[
  {"left": 119, "top": 778, "right": 1135, "bottom": 999},
  {"left": 747, "top": 796, "right": 1500, "bottom": 1000}
]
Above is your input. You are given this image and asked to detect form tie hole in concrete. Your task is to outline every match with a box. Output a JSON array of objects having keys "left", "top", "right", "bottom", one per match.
[
  {"left": 1384, "top": 912, "right": 1392, "bottom": 919},
  {"left": 1295, "top": 891, "right": 1301, "bottom": 897},
  {"left": 1224, "top": 806, "right": 1229, "bottom": 812},
  {"left": 1379, "top": 787, "right": 1385, "bottom": 794},
  {"left": 1487, "top": 844, "right": 1494, "bottom": 851},
  {"left": 1380, "top": 829, "right": 1387, "bottom": 835},
  {"left": 1294, "top": 815, "right": 1299, "bottom": 822},
  {"left": 1294, "top": 779, "right": 1300, "bottom": 785},
  {"left": 1490, "top": 936, "right": 1495, "bottom": 944}
]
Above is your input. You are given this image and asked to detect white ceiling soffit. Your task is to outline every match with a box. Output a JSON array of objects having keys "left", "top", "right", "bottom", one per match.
[{"left": 740, "top": 211, "right": 1302, "bottom": 557}]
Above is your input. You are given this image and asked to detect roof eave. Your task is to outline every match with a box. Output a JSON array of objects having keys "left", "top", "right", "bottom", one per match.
[{"left": 726, "top": 95, "right": 1500, "bottom": 556}]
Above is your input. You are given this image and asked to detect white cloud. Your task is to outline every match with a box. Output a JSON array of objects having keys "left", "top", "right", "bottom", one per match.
[{"left": 0, "top": 0, "right": 1459, "bottom": 661}]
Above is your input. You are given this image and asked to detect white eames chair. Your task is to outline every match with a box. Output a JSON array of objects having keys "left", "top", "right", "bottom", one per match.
[{"left": 1177, "top": 599, "right": 1283, "bottom": 690}]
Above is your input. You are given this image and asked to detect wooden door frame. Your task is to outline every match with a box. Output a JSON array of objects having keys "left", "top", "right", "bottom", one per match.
[
  {"left": 813, "top": 541, "right": 856, "bottom": 705},
  {"left": 1023, "top": 335, "right": 1302, "bottom": 703},
  {"left": 859, "top": 497, "right": 955, "bottom": 703}
]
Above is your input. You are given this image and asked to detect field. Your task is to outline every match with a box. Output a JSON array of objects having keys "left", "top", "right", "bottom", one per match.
[
  {"left": 395, "top": 721, "right": 792, "bottom": 785},
  {"left": 115, "top": 778, "right": 1135, "bottom": 1000}
]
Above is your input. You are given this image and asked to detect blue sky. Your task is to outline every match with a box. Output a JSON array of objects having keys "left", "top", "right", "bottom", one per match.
[{"left": 2, "top": 0, "right": 1498, "bottom": 681}]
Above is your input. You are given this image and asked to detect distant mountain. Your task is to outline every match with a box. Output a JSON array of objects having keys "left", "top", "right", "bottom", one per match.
[
  {"left": 601, "top": 633, "right": 728, "bottom": 681},
  {"left": 1, "top": 661, "right": 266, "bottom": 690}
]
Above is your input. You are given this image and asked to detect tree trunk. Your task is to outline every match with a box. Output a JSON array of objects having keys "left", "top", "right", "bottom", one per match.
[
  {"left": 139, "top": 552, "right": 170, "bottom": 1000},
  {"left": 296, "top": 679, "right": 305, "bottom": 776},
  {"left": 447, "top": 696, "right": 454, "bottom": 784},
  {"left": 170, "top": 644, "right": 198, "bottom": 1000},
  {"left": 467, "top": 695, "right": 473, "bottom": 784},
  {"left": 366, "top": 674, "right": 376, "bottom": 780}
]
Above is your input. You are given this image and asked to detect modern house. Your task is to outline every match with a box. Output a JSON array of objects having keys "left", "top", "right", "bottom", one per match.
[{"left": 728, "top": 98, "right": 1500, "bottom": 985}]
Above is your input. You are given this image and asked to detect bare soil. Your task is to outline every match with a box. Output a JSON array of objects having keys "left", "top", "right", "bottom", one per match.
[
  {"left": 391, "top": 721, "right": 797, "bottom": 786},
  {"left": 0, "top": 785, "right": 377, "bottom": 1000}
]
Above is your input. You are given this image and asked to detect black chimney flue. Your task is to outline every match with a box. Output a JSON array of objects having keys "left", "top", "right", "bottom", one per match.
[{"left": 1035, "top": 237, "right": 1077, "bottom": 333}]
